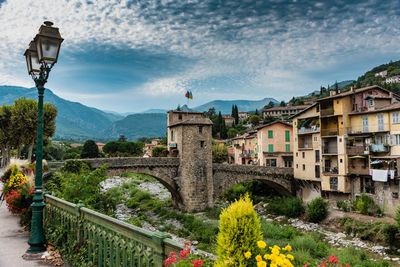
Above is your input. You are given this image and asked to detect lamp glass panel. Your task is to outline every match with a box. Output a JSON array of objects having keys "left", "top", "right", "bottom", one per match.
[
  {"left": 37, "top": 37, "right": 60, "bottom": 63},
  {"left": 25, "top": 54, "right": 32, "bottom": 74},
  {"left": 31, "top": 52, "right": 41, "bottom": 73}
]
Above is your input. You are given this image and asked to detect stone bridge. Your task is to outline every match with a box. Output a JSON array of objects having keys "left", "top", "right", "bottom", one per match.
[{"left": 49, "top": 157, "right": 294, "bottom": 211}]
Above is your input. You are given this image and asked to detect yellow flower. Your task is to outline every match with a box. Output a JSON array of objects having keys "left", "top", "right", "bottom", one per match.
[
  {"left": 263, "top": 253, "right": 270, "bottom": 260},
  {"left": 257, "top": 261, "right": 267, "bottom": 267},
  {"left": 287, "top": 253, "right": 294, "bottom": 260},
  {"left": 244, "top": 251, "right": 252, "bottom": 259},
  {"left": 283, "top": 245, "right": 292, "bottom": 252},
  {"left": 257, "top": 240, "right": 267, "bottom": 249},
  {"left": 270, "top": 263, "right": 277, "bottom": 267},
  {"left": 255, "top": 255, "right": 262, "bottom": 262}
]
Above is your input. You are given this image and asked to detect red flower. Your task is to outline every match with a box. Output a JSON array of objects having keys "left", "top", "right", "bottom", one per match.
[
  {"left": 328, "top": 255, "right": 339, "bottom": 264},
  {"left": 180, "top": 248, "right": 190, "bottom": 258},
  {"left": 321, "top": 261, "right": 326, "bottom": 267},
  {"left": 193, "top": 259, "right": 204, "bottom": 267},
  {"left": 303, "top": 264, "right": 309, "bottom": 267}
]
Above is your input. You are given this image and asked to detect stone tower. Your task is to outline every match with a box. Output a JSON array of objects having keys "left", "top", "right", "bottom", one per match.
[{"left": 167, "top": 111, "right": 213, "bottom": 211}]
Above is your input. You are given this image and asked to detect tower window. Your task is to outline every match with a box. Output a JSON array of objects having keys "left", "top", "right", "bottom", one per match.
[
  {"left": 199, "top": 126, "right": 203, "bottom": 133},
  {"left": 200, "top": 141, "right": 205, "bottom": 148},
  {"left": 178, "top": 114, "right": 183, "bottom": 120}
]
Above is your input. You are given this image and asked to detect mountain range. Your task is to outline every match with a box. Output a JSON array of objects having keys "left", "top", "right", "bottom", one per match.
[{"left": 0, "top": 86, "right": 275, "bottom": 141}]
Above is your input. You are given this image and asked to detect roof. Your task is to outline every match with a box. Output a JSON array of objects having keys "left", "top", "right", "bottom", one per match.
[
  {"left": 168, "top": 110, "right": 204, "bottom": 115},
  {"left": 349, "top": 102, "right": 400, "bottom": 115},
  {"left": 317, "top": 85, "right": 399, "bottom": 102},
  {"left": 263, "top": 105, "right": 310, "bottom": 112},
  {"left": 231, "top": 130, "right": 257, "bottom": 140},
  {"left": 169, "top": 117, "right": 213, "bottom": 127},
  {"left": 288, "top": 103, "right": 319, "bottom": 119},
  {"left": 255, "top": 120, "right": 292, "bottom": 130}
]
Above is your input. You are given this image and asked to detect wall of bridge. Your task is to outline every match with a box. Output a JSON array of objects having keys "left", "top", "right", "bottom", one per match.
[{"left": 212, "top": 164, "right": 294, "bottom": 199}]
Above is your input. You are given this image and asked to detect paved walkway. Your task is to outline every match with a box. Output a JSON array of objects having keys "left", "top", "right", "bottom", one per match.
[{"left": 0, "top": 182, "right": 48, "bottom": 267}]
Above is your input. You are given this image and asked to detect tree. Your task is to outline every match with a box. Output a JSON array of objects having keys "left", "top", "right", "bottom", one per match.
[
  {"left": 212, "top": 143, "right": 228, "bottom": 163},
  {"left": 118, "top": 135, "right": 127, "bottom": 142},
  {"left": 80, "top": 140, "right": 100, "bottom": 158},
  {"left": 152, "top": 146, "right": 168, "bottom": 157},
  {"left": 0, "top": 105, "right": 13, "bottom": 167},
  {"left": 266, "top": 101, "right": 275, "bottom": 108},
  {"left": 227, "top": 128, "right": 239, "bottom": 138},
  {"left": 233, "top": 105, "right": 239, "bottom": 125},
  {"left": 220, "top": 119, "right": 228, "bottom": 139},
  {"left": 255, "top": 109, "right": 259, "bottom": 115},
  {"left": 280, "top": 101, "right": 286, "bottom": 107},
  {"left": 249, "top": 115, "right": 260, "bottom": 126}
]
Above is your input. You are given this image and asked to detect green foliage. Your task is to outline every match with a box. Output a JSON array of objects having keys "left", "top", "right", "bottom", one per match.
[
  {"left": 383, "top": 224, "right": 398, "bottom": 248},
  {"left": 103, "top": 140, "right": 144, "bottom": 157},
  {"left": 331, "top": 247, "right": 389, "bottom": 267},
  {"left": 43, "top": 141, "right": 67, "bottom": 161},
  {"left": 212, "top": 143, "right": 228, "bottom": 163},
  {"left": 80, "top": 139, "right": 100, "bottom": 158},
  {"left": 248, "top": 114, "right": 260, "bottom": 126},
  {"left": 353, "top": 194, "right": 382, "bottom": 216},
  {"left": 223, "top": 183, "right": 250, "bottom": 202},
  {"left": 306, "top": 197, "right": 328, "bottom": 223},
  {"left": 215, "top": 194, "right": 262, "bottom": 267},
  {"left": 227, "top": 127, "right": 239, "bottom": 138},
  {"left": 62, "top": 160, "right": 90, "bottom": 173},
  {"left": 152, "top": 146, "right": 167, "bottom": 157},
  {"left": 266, "top": 197, "right": 305, "bottom": 218},
  {"left": 336, "top": 200, "right": 351, "bottom": 212},
  {"left": 338, "top": 217, "right": 387, "bottom": 243}
]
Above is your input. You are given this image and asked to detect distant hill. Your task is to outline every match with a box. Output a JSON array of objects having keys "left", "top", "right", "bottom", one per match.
[
  {"left": 0, "top": 85, "right": 123, "bottom": 140},
  {"left": 103, "top": 113, "right": 167, "bottom": 140},
  {"left": 141, "top": 109, "right": 168, "bottom": 114},
  {"left": 193, "top": 98, "right": 279, "bottom": 114}
]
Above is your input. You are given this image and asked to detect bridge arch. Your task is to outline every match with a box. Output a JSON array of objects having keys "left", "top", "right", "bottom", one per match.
[{"left": 212, "top": 164, "right": 294, "bottom": 200}]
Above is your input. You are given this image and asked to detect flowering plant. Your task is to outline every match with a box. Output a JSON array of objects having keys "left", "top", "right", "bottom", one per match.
[
  {"left": 164, "top": 242, "right": 207, "bottom": 267},
  {"left": 303, "top": 255, "right": 350, "bottom": 267},
  {"left": 245, "top": 241, "right": 295, "bottom": 267}
]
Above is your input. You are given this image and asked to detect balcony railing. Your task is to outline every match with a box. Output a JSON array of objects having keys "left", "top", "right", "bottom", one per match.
[
  {"left": 347, "top": 146, "right": 368, "bottom": 155},
  {"left": 323, "top": 166, "right": 339, "bottom": 175},
  {"left": 240, "top": 151, "right": 257, "bottom": 158},
  {"left": 298, "top": 126, "right": 320, "bottom": 135},
  {"left": 321, "top": 108, "right": 334, "bottom": 117},
  {"left": 347, "top": 124, "right": 390, "bottom": 134},
  {"left": 323, "top": 147, "right": 338, "bottom": 154},
  {"left": 321, "top": 128, "right": 342, "bottom": 136}
]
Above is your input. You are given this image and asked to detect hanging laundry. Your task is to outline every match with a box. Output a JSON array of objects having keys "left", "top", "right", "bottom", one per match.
[{"left": 371, "top": 169, "right": 388, "bottom": 182}]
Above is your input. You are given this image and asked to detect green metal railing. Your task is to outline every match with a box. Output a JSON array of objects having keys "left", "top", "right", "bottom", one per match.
[{"left": 44, "top": 194, "right": 182, "bottom": 267}]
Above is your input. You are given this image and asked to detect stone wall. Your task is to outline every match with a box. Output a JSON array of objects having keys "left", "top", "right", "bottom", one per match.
[{"left": 212, "top": 164, "right": 294, "bottom": 199}]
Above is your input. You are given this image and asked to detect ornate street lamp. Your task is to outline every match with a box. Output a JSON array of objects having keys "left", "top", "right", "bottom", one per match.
[{"left": 24, "top": 21, "right": 63, "bottom": 253}]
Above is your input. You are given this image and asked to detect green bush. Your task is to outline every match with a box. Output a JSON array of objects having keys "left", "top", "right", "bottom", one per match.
[
  {"left": 336, "top": 200, "right": 351, "bottom": 212},
  {"left": 306, "top": 197, "right": 328, "bottom": 223},
  {"left": 215, "top": 194, "right": 262, "bottom": 267},
  {"left": 223, "top": 183, "right": 250, "bottom": 202},
  {"left": 62, "top": 160, "right": 90, "bottom": 173},
  {"left": 338, "top": 217, "right": 386, "bottom": 243},
  {"left": 266, "top": 197, "right": 305, "bottom": 218},
  {"left": 383, "top": 224, "right": 398, "bottom": 248},
  {"left": 353, "top": 194, "right": 382, "bottom": 216}
]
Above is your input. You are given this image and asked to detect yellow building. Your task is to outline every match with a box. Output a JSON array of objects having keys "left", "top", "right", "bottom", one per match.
[
  {"left": 231, "top": 131, "right": 258, "bottom": 165},
  {"left": 256, "top": 121, "right": 293, "bottom": 168}
]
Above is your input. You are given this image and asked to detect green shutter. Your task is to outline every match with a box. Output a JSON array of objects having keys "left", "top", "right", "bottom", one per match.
[
  {"left": 285, "top": 144, "right": 290, "bottom": 152},
  {"left": 268, "top": 144, "right": 274, "bottom": 152},
  {"left": 285, "top": 130, "right": 290, "bottom": 142},
  {"left": 268, "top": 130, "right": 273, "bottom": 138}
]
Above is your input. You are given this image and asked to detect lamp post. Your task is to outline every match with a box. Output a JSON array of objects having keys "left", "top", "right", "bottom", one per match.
[{"left": 24, "top": 21, "right": 63, "bottom": 253}]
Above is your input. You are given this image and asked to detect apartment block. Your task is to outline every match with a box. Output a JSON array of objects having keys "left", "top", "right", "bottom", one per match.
[{"left": 231, "top": 131, "right": 258, "bottom": 165}]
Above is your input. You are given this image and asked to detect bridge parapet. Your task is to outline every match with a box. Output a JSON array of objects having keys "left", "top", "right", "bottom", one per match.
[
  {"left": 212, "top": 164, "right": 293, "bottom": 179},
  {"left": 78, "top": 157, "right": 180, "bottom": 168}
]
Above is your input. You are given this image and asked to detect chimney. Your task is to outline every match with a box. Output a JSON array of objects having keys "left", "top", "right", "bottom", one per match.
[
  {"left": 350, "top": 86, "right": 355, "bottom": 93},
  {"left": 330, "top": 90, "right": 336, "bottom": 96}
]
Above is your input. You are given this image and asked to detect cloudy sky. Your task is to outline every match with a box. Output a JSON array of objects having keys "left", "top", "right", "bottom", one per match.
[{"left": 0, "top": 0, "right": 399, "bottom": 113}]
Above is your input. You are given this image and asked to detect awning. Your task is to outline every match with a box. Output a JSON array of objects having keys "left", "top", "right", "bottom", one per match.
[{"left": 349, "top": 155, "right": 366, "bottom": 159}]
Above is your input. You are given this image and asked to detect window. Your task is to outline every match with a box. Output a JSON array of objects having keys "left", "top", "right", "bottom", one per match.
[
  {"left": 302, "top": 164, "right": 306, "bottom": 171},
  {"left": 315, "top": 150, "right": 320, "bottom": 162},
  {"left": 367, "top": 98, "right": 374, "bottom": 107},
  {"left": 302, "top": 152, "right": 305, "bottom": 158},
  {"left": 284, "top": 160, "right": 292, "bottom": 168},
  {"left": 285, "top": 130, "right": 290, "bottom": 142},
  {"left": 394, "top": 134, "right": 400, "bottom": 145},
  {"left": 178, "top": 114, "right": 183, "bottom": 120},
  {"left": 314, "top": 136, "right": 318, "bottom": 142},
  {"left": 330, "top": 177, "right": 338, "bottom": 191},
  {"left": 393, "top": 112, "right": 400, "bottom": 124},
  {"left": 340, "top": 158, "right": 343, "bottom": 163},
  {"left": 199, "top": 126, "right": 203, "bottom": 133},
  {"left": 316, "top": 105, "right": 320, "bottom": 112},
  {"left": 200, "top": 141, "right": 205, "bottom": 148},
  {"left": 296, "top": 152, "right": 298, "bottom": 157},
  {"left": 268, "top": 144, "right": 274, "bottom": 153},
  {"left": 285, "top": 144, "right": 290, "bottom": 152},
  {"left": 266, "top": 159, "right": 277, "bottom": 167},
  {"left": 268, "top": 130, "right": 273, "bottom": 138},
  {"left": 315, "top": 165, "right": 320, "bottom": 178},
  {"left": 296, "top": 164, "right": 298, "bottom": 169},
  {"left": 171, "top": 130, "right": 174, "bottom": 141},
  {"left": 362, "top": 116, "right": 369, "bottom": 132},
  {"left": 377, "top": 114, "right": 384, "bottom": 131}
]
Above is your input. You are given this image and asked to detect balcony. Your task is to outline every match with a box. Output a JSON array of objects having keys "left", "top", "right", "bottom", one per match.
[
  {"left": 347, "top": 146, "right": 369, "bottom": 156},
  {"left": 323, "top": 166, "right": 338, "bottom": 175},
  {"left": 298, "top": 126, "right": 320, "bottom": 135},
  {"left": 321, "top": 128, "right": 344, "bottom": 137},
  {"left": 348, "top": 161, "right": 370, "bottom": 175},
  {"left": 298, "top": 135, "right": 313, "bottom": 150},
  {"left": 322, "top": 139, "right": 338, "bottom": 154},
  {"left": 370, "top": 144, "right": 389, "bottom": 153},
  {"left": 240, "top": 151, "right": 257, "bottom": 158},
  {"left": 348, "top": 124, "right": 390, "bottom": 135},
  {"left": 320, "top": 107, "right": 334, "bottom": 117}
]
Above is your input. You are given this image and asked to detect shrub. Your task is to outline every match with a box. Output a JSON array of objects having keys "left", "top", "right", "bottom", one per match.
[
  {"left": 152, "top": 146, "right": 167, "bottom": 157},
  {"left": 215, "top": 194, "right": 262, "bottom": 267},
  {"left": 266, "top": 197, "right": 305, "bottom": 218},
  {"left": 353, "top": 194, "right": 382, "bottom": 216},
  {"left": 338, "top": 217, "right": 386, "bottom": 243},
  {"left": 383, "top": 224, "right": 398, "bottom": 248},
  {"left": 80, "top": 139, "right": 100, "bottom": 158},
  {"left": 223, "top": 183, "right": 250, "bottom": 202},
  {"left": 336, "top": 200, "right": 351, "bottom": 212},
  {"left": 62, "top": 160, "right": 90, "bottom": 173},
  {"left": 306, "top": 197, "right": 328, "bottom": 223}
]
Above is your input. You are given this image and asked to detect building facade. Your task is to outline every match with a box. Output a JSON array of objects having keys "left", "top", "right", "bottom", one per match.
[
  {"left": 231, "top": 131, "right": 258, "bottom": 165},
  {"left": 263, "top": 105, "right": 311, "bottom": 119},
  {"left": 256, "top": 121, "right": 293, "bottom": 168}
]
